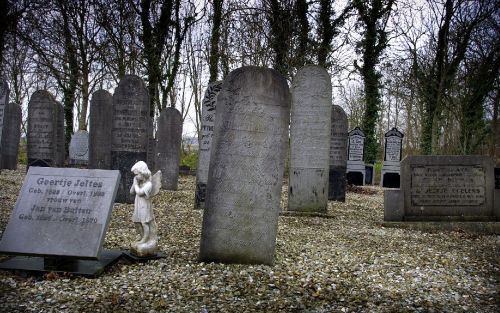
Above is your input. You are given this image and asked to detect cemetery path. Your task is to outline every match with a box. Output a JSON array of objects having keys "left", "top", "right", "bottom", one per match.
[{"left": 0, "top": 166, "right": 498, "bottom": 313}]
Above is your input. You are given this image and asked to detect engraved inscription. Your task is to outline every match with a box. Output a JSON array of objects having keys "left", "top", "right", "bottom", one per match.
[
  {"left": 348, "top": 135, "right": 364, "bottom": 161},
  {"left": 411, "top": 166, "right": 486, "bottom": 206},
  {"left": 330, "top": 106, "right": 348, "bottom": 166},
  {"left": 28, "top": 92, "right": 55, "bottom": 160},
  {"left": 385, "top": 136, "right": 402, "bottom": 162}
]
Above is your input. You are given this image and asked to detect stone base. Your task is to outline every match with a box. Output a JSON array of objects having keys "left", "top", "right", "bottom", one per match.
[
  {"left": 381, "top": 221, "right": 500, "bottom": 235},
  {"left": 0, "top": 249, "right": 123, "bottom": 277},
  {"left": 280, "top": 211, "right": 334, "bottom": 219},
  {"left": 122, "top": 250, "right": 166, "bottom": 263},
  {"left": 384, "top": 189, "right": 403, "bottom": 221}
]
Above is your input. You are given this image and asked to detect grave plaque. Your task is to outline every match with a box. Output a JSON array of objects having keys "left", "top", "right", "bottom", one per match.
[
  {"left": 381, "top": 127, "right": 404, "bottom": 188},
  {"left": 195, "top": 81, "right": 223, "bottom": 209},
  {"left": 156, "top": 107, "right": 182, "bottom": 190},
  {"left": 328, "top": 105, "right": 348, "bottom": 201},
  {"left": 89, "top": 90, "right": 113, "bottom": 169},
  {"left": 400, "top": 156, "right": 495, "bottom": 220},
  {"left": 27, "top": 90, "right": 58, "bottom": 168},
  {"left": 200, "top": 66, "right": 290, "bottom": 265},
  {"left": 1, "top": 103, "right": 22, "bottom": 169},
  {"left": 0, "top": 79, "right": 9, "bottom": 170},
  {"left": 0, "top": 167, "right": 121, "bottom": 258},
  {"left": 111, "top": 75, "right": 149, "bottom": 203},
  {"left": 288, "top": 65, "right": 331, "bottom": 213},
  {"left": 69, "top": 130, "right": 89, "bottom": 166},
  {"left": 346, "top": 127, "right": 366, "bottom": 185}
]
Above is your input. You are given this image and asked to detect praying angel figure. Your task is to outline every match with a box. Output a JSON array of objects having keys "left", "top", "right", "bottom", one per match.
[{"left": 130, "top": 161, "right": 161, "bottom": 257}]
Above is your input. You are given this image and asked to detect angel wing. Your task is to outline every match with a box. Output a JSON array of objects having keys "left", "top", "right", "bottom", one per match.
[{"left": 151, "top": 170, "right": 162, "bottom": 197}]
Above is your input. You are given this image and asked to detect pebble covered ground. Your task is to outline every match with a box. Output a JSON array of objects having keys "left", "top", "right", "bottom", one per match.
[{"left": 0, "top": 166, "right": 498, "bottom": 312}]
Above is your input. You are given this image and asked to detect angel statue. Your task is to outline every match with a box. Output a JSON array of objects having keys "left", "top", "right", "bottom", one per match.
[{"left": 129, "top": 161, "right": 162, "bottom": 257}]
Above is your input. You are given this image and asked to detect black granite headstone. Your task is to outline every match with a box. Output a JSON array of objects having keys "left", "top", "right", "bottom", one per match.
[
  {"left": 1, "top": 103, "right": 21, "bottom": 169},
  {"left": 495, "top": 168, "right": 500, "bottom": 189},
  {"left": 111, "top": 75, "right": 150, "bottom": 203},
  {"left": 89, "top": 90, "right": 113, "bottom": 169},
  {"left": 27, "top": 91, "right": 58, "bottom": 168},
  {"left": 55, "top": 101, "right": 65, "bottom": 166},
  {"left": 328, "top": 105, "right": 348, "bottom": 201},
  {"left": 0, "top": 79, "right": 9, "bottom": 170},
  {"left": 156, "top": 107, "right": 182, "bottom": 190}
]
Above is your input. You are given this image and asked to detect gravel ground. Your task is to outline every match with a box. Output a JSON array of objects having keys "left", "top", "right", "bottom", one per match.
[{"left": 0, "top": 166, "right": 498, "bottom": 313}]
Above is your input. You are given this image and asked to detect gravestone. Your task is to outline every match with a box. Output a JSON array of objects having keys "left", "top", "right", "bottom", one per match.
[
  {"left": 1, "top": 103, "right": 22, "bottom": 169},
  {"left": 346, "top": 127, "right": 366, "bottom": 185},
  {"left": 27, "top": 91, "right": 61, "bottom": 168},
  {"left": 111, "top": 75, "right": 150, "bottom": 203},
  {"left": 365, "top": 164, "right": 374, "bottom": 185},
  {"left": 199, "top": 66, "right": 290, "bottom": 265},
  {"left": 328, "top": 106, "right": 348, "bottom": 201},
  {"left": 0, "top": 167, "right": 122, "bottom": 275},
  {"left": 69, "top": 130, "right": 89, "bottom": 166},
  {"left": 384, "top": 155, "right": 498, "bottom": 221},
  {"left": 288, "top": 65, "right": 331, "bottom": 213},
  {"left": 0, "top": 79, "right": 9, "bottom": 170},
  {"left": 89, "top": 90, "right": 113, "bottom": 169},
  {"left": 146, "top": 117, "right": 156, "bottom": 171},
  {"left": 381, "top": 127, "right": 404, "bottom": 188},
  {"left": 195, "top": 81, "right": 223, "bottom": 209},
  {"left": 55, "top": 101, "right": 65, "bottom": 167},
  {"left": 156, "top": 107, "right": 182, "bottom": 190}
]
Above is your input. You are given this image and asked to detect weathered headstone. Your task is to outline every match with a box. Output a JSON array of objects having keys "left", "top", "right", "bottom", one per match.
[
  {"left": 27, "top": 90, "right": 61, "bottom": 168},
  {"left": 381, "top": 127, "right": 404, "bottom": 188},
  {"left": 69, "top": 130, "right": 89, "bottom": 166},
  {"left": 89, "top": 89, "right": 113, "bottom": 169},
  {"left": 1, "top": 103, "right": 22, "bottom": 169},
  {"left": 111, "top": 75, "right": 150, "bottom": 203},
  {"left": 0, "top": 79, "right": 9, "bottom": 170},
  {"left": 156, "top": 107, "right": 182, "bottom": 190},
  {"left": 199, "top": 66, "right": 290, "bottom": 265},
  {"left": 328, "top": 105, "right": 348, "bottom": 201},
  {"left": 288, "top": 65, "right": 331, "bottom": 213},
  {"left": 195, "top": 81, "right": 223, "bottom": 209},
  {"left": 346, "top": 127, "right": 366, "bottom": 185},
  {"left": 384, "top": 156, "right": 498, "bottom": 221},
  {"left": 0, "top": 167, "right": 120, "bottom": 257}
]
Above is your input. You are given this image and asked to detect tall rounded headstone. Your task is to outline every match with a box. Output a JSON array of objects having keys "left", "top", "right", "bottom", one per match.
[
  {"left": 288, "top": 65, "right": 332, "bottom": 213},
  {"left": 381, "top": 127, "right": 404, "bottom": 188},
  {"left": 27, "top": 90, "right": 60, "bottom": 168},
  {"left": 328, "top": 105, "right": 348, "bottom": 201},
  {"left": 156, "top": 107, "right": 182, "bottom": 190},
  {"left": 195, "top": 81, "right": 223, "bottom": 209},
  {"left": 1, "top": 103, "right": 22, "bottom": 169},
  {"left": 69, "top": 130, "right": 89, "bottom": 166},
  {"left": 111, "top": 75, "right": 150, "bottom": 203},
  {"left": 0, "top": 80, "right": 10, "bottom": 170},
  {"left": 89, "top": 90, "right": 113, "bottom": 169},
  {"left": 199, "top": 66, "right": 291, "bottom": 265}
]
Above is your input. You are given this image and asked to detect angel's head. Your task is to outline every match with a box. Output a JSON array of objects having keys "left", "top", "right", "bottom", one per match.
[{"left": 131, "top": 161, "right": 151, "bottom": 182}]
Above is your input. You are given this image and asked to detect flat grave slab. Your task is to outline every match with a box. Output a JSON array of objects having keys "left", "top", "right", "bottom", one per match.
[{"left": 0, "top": 167, "right": 120, "bottom": 259}]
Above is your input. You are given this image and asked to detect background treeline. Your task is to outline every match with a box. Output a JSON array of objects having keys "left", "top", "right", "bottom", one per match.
[{"left": 0, "top": 0, "right": 498, "bottom": 164}]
